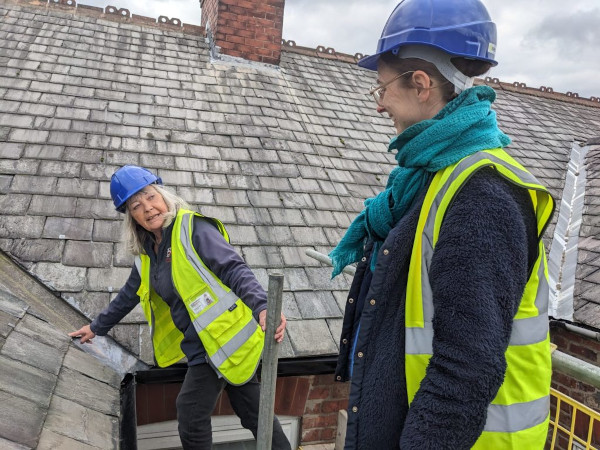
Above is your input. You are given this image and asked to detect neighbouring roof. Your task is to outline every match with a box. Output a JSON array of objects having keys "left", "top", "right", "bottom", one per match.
[
  {"left": 0, "top": 249, "right": 136, "bottom": 448},
  {"left": 574, "top": 138, "right": 600, "bottom": 328},
  {"left": 1, "top": 0, "right": 600, "bottom": 376}
]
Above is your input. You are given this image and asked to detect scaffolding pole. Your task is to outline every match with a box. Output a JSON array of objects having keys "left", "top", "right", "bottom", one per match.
[{"left": 257, "top": 273, "right": 284, "bottom": 450}]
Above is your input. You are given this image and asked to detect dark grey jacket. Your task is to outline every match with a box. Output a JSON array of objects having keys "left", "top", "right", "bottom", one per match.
[
  {"left": 91, "top": 215, "right": 267, "bottom": 366},
  {"left": 335, "top": 168, "right": 539, "bottom": 449}
]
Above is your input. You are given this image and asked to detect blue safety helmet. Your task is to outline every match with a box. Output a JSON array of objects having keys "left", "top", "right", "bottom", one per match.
[
  {"left": 359, "top": 0, "right": 497, "bottom": 71},
  {"left": 110, "top": 165, "right": 162, "bottom": 213}
]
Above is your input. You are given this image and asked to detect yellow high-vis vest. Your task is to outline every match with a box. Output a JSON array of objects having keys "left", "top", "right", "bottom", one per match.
[
  {"left": 135, "top": 209, "right": 265, "bottom": 385},
  {"left": 405, "top": 148, "right": 555, "bottom": 448}
]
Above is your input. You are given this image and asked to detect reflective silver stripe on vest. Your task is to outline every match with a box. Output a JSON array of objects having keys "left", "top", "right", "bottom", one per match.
[
  {"left": 406, "top": 324, "right": 433, "bottom": 354},
  {"left": 180, "top": 213, "right": 230, "bottom": 300},
  {"left": 510, "top": 313, "right": 548, "bottom": 346},
  {"left": 408, "top": 151, "right": 551, "bottom": 433},
  {"left": 484, "top": 396, "right": 550, "bottom": 432},
  {"left": 207, "top": 318, "right": 258, "bottom": 367},
  {"left": 509, "top": 256, "right": 549, "bottom": 346},
  {"left": 405, "top": 314, "right": 549, "bottom": 353},
  {"left": 134, "top": 256, "right": 156, "bottom": 346}
]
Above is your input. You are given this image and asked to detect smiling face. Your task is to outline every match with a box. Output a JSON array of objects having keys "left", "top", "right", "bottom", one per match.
[
  {"left": 375, "top": 58, "right": 449, "bottom": 134},
  {"left": 375, "top": 62, "right": 425, "bottom": 134},
  {"left": 127, "top": 185, "right": 168, "bottom": 239}
]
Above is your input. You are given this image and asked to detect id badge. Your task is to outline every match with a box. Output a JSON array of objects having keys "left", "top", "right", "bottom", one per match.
[{"left": 190, "top": 292, "right": 214, "bottom": 314}]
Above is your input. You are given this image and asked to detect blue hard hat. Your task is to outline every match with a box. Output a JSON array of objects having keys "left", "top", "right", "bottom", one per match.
[
  {"left": 110, "top": 165, "right": 162, "bottom": 213},
  {"left": 359, "top": 0, "right": 497, "bottom": 71}
]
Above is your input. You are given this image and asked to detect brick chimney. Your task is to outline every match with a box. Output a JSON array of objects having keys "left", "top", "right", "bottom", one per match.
[{"left": 200, "top": 0, "right": 285, "bottom": 65}]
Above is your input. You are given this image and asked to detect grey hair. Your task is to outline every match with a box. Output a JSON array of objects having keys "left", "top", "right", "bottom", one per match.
[{"left": 121, "top": 184, "right": 191, "bottom": 255}]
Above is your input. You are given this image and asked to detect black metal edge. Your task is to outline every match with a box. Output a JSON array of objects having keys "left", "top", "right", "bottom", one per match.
[
  {"left": 120, "top": 373, "right": 138, "bottom": 449},
  {"left": 134, "top": 356, "right": 339, "bottom": 384}
]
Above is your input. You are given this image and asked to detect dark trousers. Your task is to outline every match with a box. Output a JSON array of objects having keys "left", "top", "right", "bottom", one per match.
[{"left": 176, "top": 363, "right": 291, "bottom": 450}]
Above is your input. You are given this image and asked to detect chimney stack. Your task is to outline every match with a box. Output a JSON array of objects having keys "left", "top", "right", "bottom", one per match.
[{"left": 200, "top": 0, "right": 285, "bottom": 65}]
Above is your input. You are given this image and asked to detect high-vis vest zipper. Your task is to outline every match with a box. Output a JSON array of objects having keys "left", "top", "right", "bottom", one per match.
[
  {"left": 136, "top": 209, "right": 264, "bottom": 385},
  {"left": 405, "top": 148, "right": 555, "bottom": 448}
]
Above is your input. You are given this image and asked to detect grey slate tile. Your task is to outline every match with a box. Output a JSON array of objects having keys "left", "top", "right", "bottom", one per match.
[
  {"left": 32, "top": 262, "right": 86, "bottom": 292},
  {"left": 56, "top": 178, "right": 98, "bottom": 197},
  {"left": 0, "top": 289, "right": 27, "bottom": 319},
  {"left": 0, "top": 356, "right": 57, "bottom": 407},
  {"left": 0, "top": 215, "right": 45, "bottom": 238},
  {"left": 259, "top": 176, "right": 292, "bottom": 192},
  {"left": 37, "top": 428, "right": 104, "bottom": 450},
  {"left": 42, "top": 217, "right": 94, "bottom": 240},
  {"left": 0, "top": 193, "right": 31, "bottom": 214},
  {"left": 235, "top": 207, "right": 272, "bottom": 225},
  {"left": 255, "top": 226, "right": 293, "bottom": 245},
  {"left": 92, "top": 220, "right": 121, "bottom": 243},
  {"left": 301, "top": 209, "right": 338, "bottom": 227},
  {"left": 86, "top": 267, "right": 131, "bottom": 292},
  {"left": 109, "top": 324, "right": 140, "bottom": 356},
  {"left": 29, "top": 195, "right": 77, "bottom": 217},
  {"left": 214, "top": 189, "right": 249, "bottom": 207},
  {"left": 15, "top": 313, "right": 70, "bottom": 352},
  {"left": 65, "top": 290, "right": 111, "bottom": 321},
  {"left": 11, "top": 238, "right": 63, "bottom": 263},
  {"left": 281, "top": 292, "right": 301, "bottom": 320},
  {"left": 0, "top": 158, "right": 39, "bottom": 176},
  {"left": 63, "top": 241, "right": 113, "bottom": 268},
  {"left": 81, "top": 164, "right": 119, "bottom": 181},
  {"left": 280, "top": 192, "right": 314, "bottom": 209},
  {"left": 0, "top": 391, "right": 45, "bottom": 448},
  {"left": 241, "top": 161, "right": 273, "bottom": 176},
  {"left": 2, "top": 330, "right": 64, "bottom": 375},
  {"left": 327, "top": 318, "right": 343, "bottom": 349},
  {"left": 38, "top": 160, "right": 81, "bottom": 178},
  {"left": 54, "top": 366, "right": 120, "bottom": 415},
  {"left": 285, "top": 319, "right": 338, "bottom": 357},
  {"left": 44, "top": 396, "right": 118, "bottom": 449},
  {"left": 268, "top": 208, "right": 305, "bottom": 226},
  {"left": 0, "top": 176, "right": 11, "bottom": 194},
  {"left": 0, "top": 309, "right": 15, "bottom": 338},
  {"left": 295, "top": 291, "right": 342, "bottom": 319},
  {"left": 227, "top": 175, "right": 261, "bottom": 190},
  {"left": 197, "top": 205, "right": 236, "bottom": 223},
  {"left": 0, "top": 143, "right": 24, "bottom": 159}
]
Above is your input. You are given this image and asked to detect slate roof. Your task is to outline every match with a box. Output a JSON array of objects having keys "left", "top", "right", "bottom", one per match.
[
  {"left": 0, "top": 249, "right": 142, "bottom": 448},
  {"left": 575, "top": 138, "right": 600, "bottom": 328},
  {"left": 1, "top": 0, "right": 600, "bottom": 376}
]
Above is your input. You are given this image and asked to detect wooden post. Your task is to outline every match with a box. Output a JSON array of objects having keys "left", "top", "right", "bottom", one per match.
[{"left": 257, "top": 273, "right": 284, "bottom": 450}]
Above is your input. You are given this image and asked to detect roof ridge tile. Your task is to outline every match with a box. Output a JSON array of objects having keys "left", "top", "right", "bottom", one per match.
[{"left": 8, "top": 0, "right": 206, "bottom": 36}]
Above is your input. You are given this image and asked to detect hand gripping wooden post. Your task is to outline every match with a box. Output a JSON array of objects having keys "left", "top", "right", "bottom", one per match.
[{"left": 257, "top": 273, "right": 284, "bottom": 450}]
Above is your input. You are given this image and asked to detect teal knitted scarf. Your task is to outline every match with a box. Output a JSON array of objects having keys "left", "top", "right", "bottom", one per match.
[{"left": 329, "top": 85, "right": 510, "bottom": 278}]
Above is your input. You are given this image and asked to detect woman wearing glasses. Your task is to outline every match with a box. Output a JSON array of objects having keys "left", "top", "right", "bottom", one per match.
[{"left": 330, "top": 0, "right": 555, "bottom": 448}]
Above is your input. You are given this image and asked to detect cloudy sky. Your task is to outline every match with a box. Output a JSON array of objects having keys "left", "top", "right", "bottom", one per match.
[{"left": 93, "top": 0, "right": 599, "bottom": 99}]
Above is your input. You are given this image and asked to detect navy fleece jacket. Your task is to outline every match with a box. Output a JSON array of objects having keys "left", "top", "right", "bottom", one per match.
[{"left": 336, "top": 168, "right": 539, "bottom": 449}]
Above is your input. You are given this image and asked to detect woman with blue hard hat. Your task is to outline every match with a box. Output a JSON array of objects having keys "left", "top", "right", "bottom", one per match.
[
  {"left": 69, "top": 165, "right": 291, "bottom": 450},
  {"left": 330, "top": 0, "right": 555, "bottom": 448}
]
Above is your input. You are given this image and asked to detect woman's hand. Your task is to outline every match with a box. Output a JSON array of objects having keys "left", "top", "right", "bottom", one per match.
[
  {"left": 258, "top": 310, "right": 287, "bottom": 343},
  {"left": 68, "top": 325, "right": 96, "bottom": 344}
]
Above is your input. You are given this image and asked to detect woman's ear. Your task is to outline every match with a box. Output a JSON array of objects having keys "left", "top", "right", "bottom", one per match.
[{"left": 411, "top": 70, "right": 433, "bottom": 101}]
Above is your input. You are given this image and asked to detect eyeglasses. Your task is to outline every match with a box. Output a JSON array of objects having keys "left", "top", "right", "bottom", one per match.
[{"left": 369, "top": 71, "right": 415, "bottom": 105}]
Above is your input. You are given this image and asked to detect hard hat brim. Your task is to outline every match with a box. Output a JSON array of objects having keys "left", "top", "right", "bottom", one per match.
[{"left": 357, "top": 53, "right": 379, "bottom": 71}]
